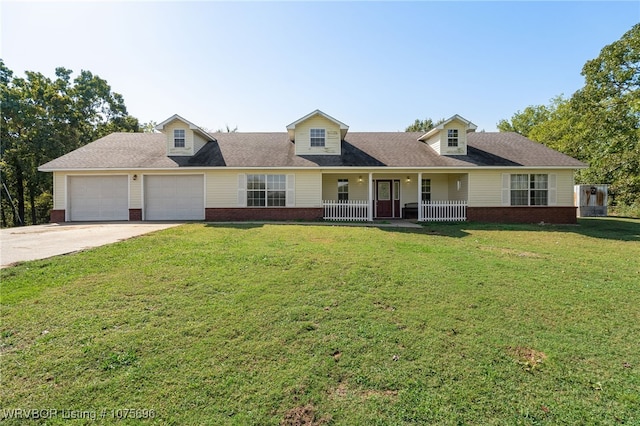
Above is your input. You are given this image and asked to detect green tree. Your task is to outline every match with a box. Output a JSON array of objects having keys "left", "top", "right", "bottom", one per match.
[
  {"left": 497, "top": 24, "right": 640, "bottom": 208},
  {"left": 405, "top": 117, "right": 445, "bottom": 132},
  {"left": 0, "top": 60, "right": 140, "bottom": 226},
  {"left": 496, "top": 102, "right": 553, "bottom": 137},
  {"left": 141, "top": 121, "right": 158, "bottom": 133},
  {"left": 572, "top": 23, "right": 640, "bottom": 206}
]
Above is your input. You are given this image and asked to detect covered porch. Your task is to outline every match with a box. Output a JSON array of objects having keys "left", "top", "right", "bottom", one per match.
[{"left": 321, "top": 172, "right": 468, "bottom": 222}]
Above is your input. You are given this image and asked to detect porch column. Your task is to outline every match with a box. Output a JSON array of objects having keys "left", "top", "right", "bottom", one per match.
[
  {"left": 368, "top": 173, "right": 373, "bottom": 221},
  {"left": 418, "top": 172, "right": 423, "bottom": 221}
]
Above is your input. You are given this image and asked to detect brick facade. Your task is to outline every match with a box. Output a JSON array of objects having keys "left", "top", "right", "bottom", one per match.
[
  {"left": 129, "top": 209, "right": 142, "bottom": 221},
  {"left": 49, "top": 207, "right": 577, "bottom": 224},
  {"left": 205, "top": 208, "right": 324, "bottom": 222},
  {"left": 50, "top": 209, "right": 66, "bottom": 222},
  {"left": 467, "top": 207, "right": 577, "bottom": 224}
]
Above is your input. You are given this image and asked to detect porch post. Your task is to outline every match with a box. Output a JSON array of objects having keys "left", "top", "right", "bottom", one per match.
[
  {"left": 418, "top": 172, "right": 423, "bottom": 221},
  {"left": 368, "top": 173, "right": 373, "bottom": 221}
]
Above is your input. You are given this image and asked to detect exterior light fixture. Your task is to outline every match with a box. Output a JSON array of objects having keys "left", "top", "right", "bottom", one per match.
[
  {"left": 132, "top": 174, "right": 138, "bottom": 181},
  {"left": 406, "top": 176, "right": 411, "bottom": 182},
  {"left": 358, "top": 175, "right": 363, "bottom": 182}
]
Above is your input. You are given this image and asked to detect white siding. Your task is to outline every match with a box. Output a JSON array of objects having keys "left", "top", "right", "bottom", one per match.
[
  {"left": 295, "top": 171, "right": 322, "bottom": 207},
  {"left": 205, "top": 170, "right": 322, "bottom": 208},
  {"left": 555, "top": 170, "right": 575, "bottom": 205},
  {"left": 194, "top": 133, "right": 208, "bottom": 154},
  {"left": 294, "top": 116, "right": 341, "bottom": 156},
  {"left": 447, "top": 174, "right": 468, "bottom": 201},
  {"left": 129, "top": 174, "right": 142, "bottom": 209},
  {"left": 322, "top": 174, "right": 368, "bottom": 201},
  {"left": 165, "top": 120, "right": 194, "bottom": 156},
  {"left": 468, "top": 169, "right": 575, "bottom": 207},
  {"left": 440, "top": 122, "right": 467, "bottom": 155},
  {"left": 423, "top": 134, "right": 441, "bottom": 155},
  {"left": 469, "top": 170, "right": 503, "bottom": 206},
  {"left": 53, "top": 172, "right": 65, "bottom": 209},
  {"left": 402, "top": 178, "right": 418, "bottom": 204},
  {"left": 205, "top": 171, "right": 238, "bottom": 207}
]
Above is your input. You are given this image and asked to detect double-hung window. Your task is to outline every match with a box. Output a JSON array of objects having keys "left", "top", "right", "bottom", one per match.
[
  {"left": 529, "top": 174, "right": 549, "bottom": 205},
  {"left": 447, "top": 129, "right": 459, "bottom": 147},
  {"left": 337, "top": 179, "right": 349, "bottom": 201},
  {"left": 510, "top": 174, "right": 548, "bottom": 206},
  {"left": 247, "top": 174, "right": 286, "bottom": 207},
  {"left": 174, "top": 129, "right": 186, "bottom": 148},
  {"left": 421, "top": 179, "right": 431, "bottom": 202},
  {"left": 310, "top": 128, "right": 325, "bottom": 147}
]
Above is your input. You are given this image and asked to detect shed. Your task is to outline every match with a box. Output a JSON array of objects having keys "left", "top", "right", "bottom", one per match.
[{"left": 574, "top": 184, "right": 608, "bottom": 217}]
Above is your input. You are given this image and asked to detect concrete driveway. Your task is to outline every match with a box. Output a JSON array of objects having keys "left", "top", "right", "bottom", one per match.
[{"left": 0, "top": 222, "right": 181, "bottom": 268}]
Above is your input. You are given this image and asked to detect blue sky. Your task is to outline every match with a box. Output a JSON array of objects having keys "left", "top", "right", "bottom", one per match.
[{"left": 2, "top": 1, "right": 638, "bottom": 132}]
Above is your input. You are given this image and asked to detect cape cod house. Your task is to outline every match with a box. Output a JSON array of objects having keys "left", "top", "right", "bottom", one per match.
[{"left": 39, "top": 110, "right": 587, "bottom": 224}]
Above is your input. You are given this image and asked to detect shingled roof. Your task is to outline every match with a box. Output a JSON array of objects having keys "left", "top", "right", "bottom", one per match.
[{"left": 39, "top": 131, "right": 586, "bottom": 170}]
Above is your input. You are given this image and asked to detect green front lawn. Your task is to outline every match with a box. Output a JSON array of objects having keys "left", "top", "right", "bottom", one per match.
[{"left": 1, "top": 219, "right": 639, "bottom": 425}]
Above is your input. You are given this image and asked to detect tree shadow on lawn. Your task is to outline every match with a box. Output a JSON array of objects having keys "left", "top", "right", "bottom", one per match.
[
  {"left": 412, "top": 217, "right": 640, "bottom": 241},
  {"left": 202, "top": 217, "right": 639, "bottom": 242}
]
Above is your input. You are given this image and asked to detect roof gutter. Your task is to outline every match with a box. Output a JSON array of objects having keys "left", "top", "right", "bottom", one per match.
[{"left": 38, "top": 164, "right": 588, "bottom": 173}]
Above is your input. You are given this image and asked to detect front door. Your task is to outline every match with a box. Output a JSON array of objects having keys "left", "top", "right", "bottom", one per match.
[{"left": 376, "top": 180, "right": 392, "bottom": 218}]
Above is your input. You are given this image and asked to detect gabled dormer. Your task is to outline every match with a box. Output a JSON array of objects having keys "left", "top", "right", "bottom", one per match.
[
  {"left": 418, "top": 114, "right": 477, "bottom": 156},
  {"left": 155, "top": 114, "right": 214, "bottom": 156},
  {"left": 286, "top": 110, "right": 349, "bottom": 156}
]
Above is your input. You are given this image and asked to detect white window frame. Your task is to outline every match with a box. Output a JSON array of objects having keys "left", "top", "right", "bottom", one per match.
[
  {"left": 508, "top": 174, "right": 551, "bottom": 206},
  {"left": 421, "top": 178, "right": 431, "bottom": 202},
  {"left": 310, "top": 128, "right": 326, "bottom": 147},
  {"left": 447, "top": 129, "right": 458, "bottom": 147},
  {"left": 245, "top": 174, "right": 290, "bottom": 207},
  {"left": 246, "top": 174, "right": 286, "bottom": 207},
  {"left": 174, "top": 129, "right": 186, "bottom": 148},
  {"left": 337, "top": 179, "right": 349, "bottom": 201}
]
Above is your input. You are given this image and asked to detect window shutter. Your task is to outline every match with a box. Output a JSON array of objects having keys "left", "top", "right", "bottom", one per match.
[
  {"left": 237, "top": 174, "right": 246, "bottom": 207},
  {"left": 286, "top": 174, "right": 295, "bottom": 207},
  {"left": 548, "top": 173, "right": 557, "bottom": 206},
  {"left": 501, "top": 174, "right": 510, "bottom": 206}
]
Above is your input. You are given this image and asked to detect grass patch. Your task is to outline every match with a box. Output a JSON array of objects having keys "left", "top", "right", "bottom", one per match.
[{"left": 1, "top": 218, "right": 639, "bottom": 424}]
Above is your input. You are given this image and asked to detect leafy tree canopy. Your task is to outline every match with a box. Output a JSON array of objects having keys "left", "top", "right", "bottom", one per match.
[
  {"left": 497, "top": 23, "right": 640, "bottom": 208},
  {"left": 405, "top": 117, "right": 445, "bottom": 133},
  {"left": 1, "top": 60, "right": 140, "bottom": 226}
]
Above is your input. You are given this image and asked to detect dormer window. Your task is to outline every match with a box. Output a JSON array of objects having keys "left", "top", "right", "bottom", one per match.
[
  {"left": 447, "top": 129, "right": 459, "bottom": 147},
  {"left": 174, "top": 129, "right": 186, "bottom": 148},
  {"left": 310, "top": 128, "right": 325, "bottom": 147}
]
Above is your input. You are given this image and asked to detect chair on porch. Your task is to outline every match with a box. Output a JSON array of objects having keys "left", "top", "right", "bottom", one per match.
[{"left": 402, "top": 202, "right": 418, "bottom": 219}]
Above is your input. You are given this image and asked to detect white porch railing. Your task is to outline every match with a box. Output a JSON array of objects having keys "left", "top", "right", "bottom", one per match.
[
  {"left": 420, "top": 200, "right": 467, "bottom": 222},
  {"left": 323, "top": 200, "right": 369, "bottom": 221}
]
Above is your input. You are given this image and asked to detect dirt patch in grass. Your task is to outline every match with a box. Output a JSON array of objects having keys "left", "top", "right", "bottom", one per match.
[
  {"left": 281, "top": 404, "right": 330, "bottom": 426},
  {"left": 479, "top": 246, "right": 544, "bottom": 258},
  {"left": 509, "top": 346, "right": 548, "bottom": 372}
]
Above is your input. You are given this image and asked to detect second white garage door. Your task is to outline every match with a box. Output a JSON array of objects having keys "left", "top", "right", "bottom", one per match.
[{"left": 144, "top": 175, "right": 204, "bottom": 220}]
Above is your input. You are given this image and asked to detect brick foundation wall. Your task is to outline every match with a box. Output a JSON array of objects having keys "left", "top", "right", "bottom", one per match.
[
  {"left": 50, "top": 209, "right": 66, "bottom": 223},
  {"left": 205, "top": 208, "right": 324, "bottom": 222},
  {"left": 129, "top": 209, "right": 142, "bottom": 221},
  {"left": 467, "top": 207, "right": 577, "bottom": 224}
]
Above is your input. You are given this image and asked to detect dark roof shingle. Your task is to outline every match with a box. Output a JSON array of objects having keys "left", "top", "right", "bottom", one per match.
[{"left": 39, "top": 131, "right": 586, "bottom": 170}]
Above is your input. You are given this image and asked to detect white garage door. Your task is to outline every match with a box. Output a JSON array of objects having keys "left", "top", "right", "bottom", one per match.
[
  {"left": 144, "top": 175, "right": 204, "bottom": 220},
  {"left": 68, "top": 176, "right": 129, "bottom": 221}
]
